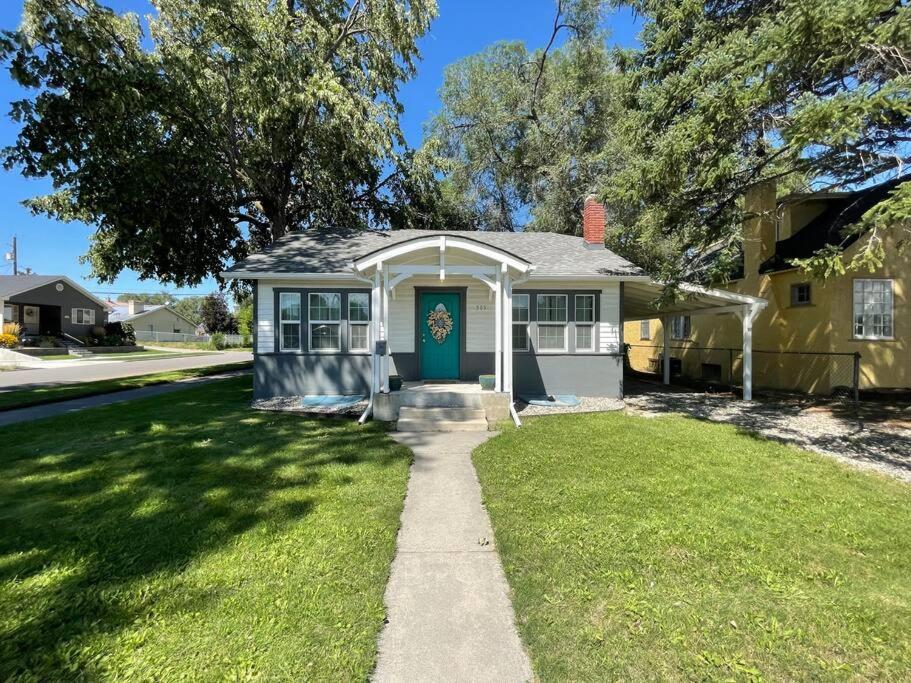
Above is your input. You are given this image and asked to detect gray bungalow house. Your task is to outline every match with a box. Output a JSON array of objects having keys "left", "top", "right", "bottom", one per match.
[
  {"left": 0, "top": 274, "right": 109, "bottom": 338},
  {"left": 222, "top": 199, "right": 766, "bottom": 425}
]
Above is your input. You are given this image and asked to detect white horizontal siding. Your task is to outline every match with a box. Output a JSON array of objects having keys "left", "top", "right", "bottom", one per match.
[
  {"left": 600, "top": 282, "right": 621, "bottom": 353},
  {"left": 257, "top": 282, "right": 274, "bottom": 353},
  {"left": 466, "top": 282, "right": 495, "bottom": 352},
  {"left": 388, "top": 287, "right": 415, "bottom": 353}
]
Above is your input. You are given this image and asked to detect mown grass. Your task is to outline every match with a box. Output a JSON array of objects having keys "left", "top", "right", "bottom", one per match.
[
  {"left": 0, "top": 376, "right": 411, "bottom": 679},
  {"left": 0, "top": 361, "right": 252, "bottom": 411},
  {"left": 473, "top": 412, "right": 911, "bottom": 681}
]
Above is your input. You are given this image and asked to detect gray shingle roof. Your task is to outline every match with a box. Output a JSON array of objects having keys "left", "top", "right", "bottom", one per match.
[
  {"left": 108, "top": 303, "right": 167, "bottom": 322},
  {"left": 0, "top": 274, "right": 70, "bottom": 298},
  {"left": 224, "top": 229, "right": 644, "bottom": 278}
]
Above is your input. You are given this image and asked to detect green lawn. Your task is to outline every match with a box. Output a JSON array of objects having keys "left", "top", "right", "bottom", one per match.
[
  {"left": 473, "top": 412, "right": 911, "bottom": 680},
  {"left": 0, "top": 361, "right": 252, "bottom": 411},
  {"left": 0, "top": 376, "right": 411, "bottom": 679},
  {"left": 86, "top": 350, "right": 212, "bottom": 360}
]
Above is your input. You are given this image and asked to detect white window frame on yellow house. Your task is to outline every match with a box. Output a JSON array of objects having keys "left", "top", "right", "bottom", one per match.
[{"left": 853, "top": 278, "right": 894, "bottom": 340}]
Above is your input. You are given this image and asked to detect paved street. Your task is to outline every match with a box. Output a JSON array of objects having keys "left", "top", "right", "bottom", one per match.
[{"left": 0, "top": 351, "right": 252, "bottom": 390}]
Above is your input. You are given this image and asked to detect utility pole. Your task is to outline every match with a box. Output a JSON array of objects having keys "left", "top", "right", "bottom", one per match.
[{"left": 5, "top": 236, "right": 17, "bottom": 275}]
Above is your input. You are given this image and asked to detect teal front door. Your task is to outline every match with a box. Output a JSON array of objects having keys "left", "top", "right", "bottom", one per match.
[{"left": 420, "top": 291, "right": 461, "bottom": 380}]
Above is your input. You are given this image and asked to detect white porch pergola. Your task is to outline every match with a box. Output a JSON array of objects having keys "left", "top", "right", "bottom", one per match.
[
  {"left": 351, "top": 234, "right": 534, "bottom": 407},
  {"left": 622, "top": 282, "right": 767, "bottom": 400}
]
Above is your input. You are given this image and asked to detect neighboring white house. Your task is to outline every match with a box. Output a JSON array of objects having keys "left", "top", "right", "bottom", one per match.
[
  {"left": 221, "top": 198, "right": 767, "bottom": 426},
  {"left": 106, "top": 300, "right": 198, "bottom": 335}
]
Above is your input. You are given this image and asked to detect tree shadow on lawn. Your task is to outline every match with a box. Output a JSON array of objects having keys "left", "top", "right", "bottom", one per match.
[{"left": 0, "top": 378, "right": 408, "bottom": 678}]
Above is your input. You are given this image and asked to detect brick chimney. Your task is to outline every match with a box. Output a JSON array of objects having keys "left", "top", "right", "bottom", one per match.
[
  {"left": 128, "top": 300, "right": 144, "bottom": 315},
  {"left": 742, "top": 180, "right": 777, "bottom": 278},
  {"left": 583, "top": 195, "right": 606, "bottom": 249}
]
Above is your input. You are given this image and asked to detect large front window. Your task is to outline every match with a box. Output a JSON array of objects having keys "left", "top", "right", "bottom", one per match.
[
  {"left": 512, "top": 294, "right": 529, "bottom": 351},
  {"left": 536, "top": 294, "right": 567, "bottom": 351},
  {"left": 853, "top": 279, "right": 893, "bottom": 339},
  {"left": 309, "top": 292, "right": 341, "bottom": 351},
  {"left": 348, "top": 292, "right": 370, "bottom": 352},
  {"left": 279, "top": 292, "right": 301, "bottom": 351}
]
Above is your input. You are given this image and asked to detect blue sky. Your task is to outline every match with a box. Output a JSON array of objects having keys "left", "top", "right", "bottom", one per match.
[{"left": 0, "top": 1, "right": 642, "bottom": 299}]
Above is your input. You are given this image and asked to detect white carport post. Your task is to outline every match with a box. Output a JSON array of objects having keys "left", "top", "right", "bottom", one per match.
[
  {"left": 662, "top": 315, "right": 671, "bottom": 385},
  {"left": 739, "top": 303, "right": 761, "bottom": 401},
  {"left": 494, "top": 265, "right": 503, "bottom": 392}
]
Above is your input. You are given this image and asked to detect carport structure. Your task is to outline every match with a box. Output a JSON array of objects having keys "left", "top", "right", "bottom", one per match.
[{"left": 622, "top": 282, "right": 768, "bottom": 400}]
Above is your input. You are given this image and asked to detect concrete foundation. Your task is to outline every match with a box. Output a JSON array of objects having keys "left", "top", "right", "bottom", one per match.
[{"left": 374, "top": 384, "right": 510, "bottom": 423}]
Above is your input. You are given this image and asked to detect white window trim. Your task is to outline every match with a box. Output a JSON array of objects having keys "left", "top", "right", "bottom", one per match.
[
  {"left": 574, "top": 294, "right": 595, "bottom": 352},
  {"left": 640, "top": 320, "right": 650, "bottom": 340},
  {"left": 853, "top": 278, "right": 894, "bottom": 340},
  {"left": 512, "top": 294, "right": 530, "bottom": 352},
  {"left": 348, "top": 292, "right": 370, "bottom": 353},
  {"left": 279, "top": 292, "right": 302, "bottom": 352},
  {"left": 536, "top": 294, "right": 568, "bottom": 353},
  {"left": 309, "top": 292, "right": 342, "bottom": 353},
  {"left": 72, "top": 308, "right": 95, "bottom": 325}
]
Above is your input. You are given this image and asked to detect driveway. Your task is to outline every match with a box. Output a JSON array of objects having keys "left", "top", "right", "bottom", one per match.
[{"left": 0, "top": 351, "right": 252, "bottom": 390}]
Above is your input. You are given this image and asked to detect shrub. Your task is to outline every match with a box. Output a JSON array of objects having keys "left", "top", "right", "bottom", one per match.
[
  {"left": 99, "top": 322, "right": 136, "bottom": 346},
  {"left": 208, "top": 332, "right": 226, "bottom": 350},
  {"left": 90, "top": 325, "right": 107, "bottom": 340},
  {"left": 2, "top": 322, "right": 22, "bottom": 340},
  {"left": 38, "top": 336, "right": 57, "bottom": 348},
  {"left": 0, "top": 333, "right": 18, "bottom": 349}
]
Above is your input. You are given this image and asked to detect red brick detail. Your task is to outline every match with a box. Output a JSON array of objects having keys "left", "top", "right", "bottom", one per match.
[{"left": 583, "top": 197, "right": 606, "bottom": 246}]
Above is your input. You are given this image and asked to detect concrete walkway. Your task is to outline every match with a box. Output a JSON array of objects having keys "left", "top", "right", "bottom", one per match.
[
  {"left": 0, "top": 369, "right": 250, "bottom": 427},
  {"left": 374, "top": 431, "right": 532, "bottom": 683}
]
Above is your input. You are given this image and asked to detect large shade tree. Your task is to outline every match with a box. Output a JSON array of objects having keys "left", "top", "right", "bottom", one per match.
[
  {"left": 422, "top": 0, "right": 627, "bottom": 234},
  {"left": 1, "top": 0, "right": 436, "bottom": 286},
  {"left": 608, "top": 0, "right": 911, "bottom": 282}
]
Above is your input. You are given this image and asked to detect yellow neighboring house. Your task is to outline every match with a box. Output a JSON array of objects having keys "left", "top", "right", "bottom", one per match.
[{"left": 625, "top": 178, "right": 909, "bottom": 394}]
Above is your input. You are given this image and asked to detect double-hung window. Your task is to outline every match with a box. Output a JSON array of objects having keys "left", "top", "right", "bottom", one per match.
[
  {"left": 640, "top": 320, "right": 650, "bottom": 340},
  {"left": 279, "top": 292, "right": 301, "bottom": 351},
  {"left": 574, "top": 294, "right": 595, "bottom": 351},
  {"left": 512, "top": 294, "right": 530, "bottom": 351},
  {"left": 536, "top": 294, "right": 567, "bottom": 351},
  {"left": 853, "top": 279, "right": 893, "bottom": 339},
  {"left": 72, "top": 308, "right": 95, "bottom": 325},
  {"left": 348, "top": 292, "right": 370, "bottom": 352},
  {"left": 309, "top": 293, "right": 341, "bottom": 351},
  {"left": 670, "top": 315, "right": 691, "bottom": 340}
]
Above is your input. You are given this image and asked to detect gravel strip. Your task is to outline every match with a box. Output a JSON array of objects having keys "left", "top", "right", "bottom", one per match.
[
  {"left": 252, "top": 395, "right": 367, "bottom": 417},
  {"left": 516, "top": 396, "right": 624, "bottom": 417},
  {"left": 624, "top": 385, "right": 911, "bottom": 484}
]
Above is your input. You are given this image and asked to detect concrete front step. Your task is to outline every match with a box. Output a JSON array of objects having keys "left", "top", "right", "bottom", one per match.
[{"left": 396, "top": 407, "right": 489, "bottom": 432}]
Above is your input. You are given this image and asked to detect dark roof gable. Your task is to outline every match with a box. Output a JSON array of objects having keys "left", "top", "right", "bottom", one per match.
[{"left": 759, "top": 176, "right": 908, "bottom": 274}]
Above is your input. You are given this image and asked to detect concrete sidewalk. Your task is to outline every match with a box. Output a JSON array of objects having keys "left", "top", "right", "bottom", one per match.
[
  {"left": 373, "top": 431, "right": 532, "bottom": 683},
  {"left": 0, "top": 369, "right": 250, "bottom": 427}
]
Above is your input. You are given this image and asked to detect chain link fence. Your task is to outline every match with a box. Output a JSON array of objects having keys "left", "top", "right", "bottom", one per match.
[{"left": 626, "top": 344, "right": 861, "bottom": 402}]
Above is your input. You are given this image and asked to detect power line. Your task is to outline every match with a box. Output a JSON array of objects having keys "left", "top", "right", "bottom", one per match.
[{"left": 90, "top": 290, "right": 211, "bottom": 298}]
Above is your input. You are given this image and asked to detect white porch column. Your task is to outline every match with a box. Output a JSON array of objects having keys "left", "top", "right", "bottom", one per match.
[
  {"left": 494, "top": 266, "right": 503, "bottom": 392},
  {"left": 371, "top": 265, "right": 382, "bottom": 394},
  {"left": 503, "top": 274, "right": 512, "bottom": 395},
  {"left": 662, "top": 315, "right": 671, "bottom": 385},
  {"left": 381, "top": 264, "right": 390, "bottom": 393},
  {"left": 742, "top": 304, "right": 754, "bottom": 401}
]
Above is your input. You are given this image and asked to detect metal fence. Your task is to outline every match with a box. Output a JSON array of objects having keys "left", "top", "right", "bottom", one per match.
[
  {"left": 133, "top": 330, "right": 248, "bottom": 346},
  {"left": 626, "top": 343, "right": 861, "bottom": 401}
]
